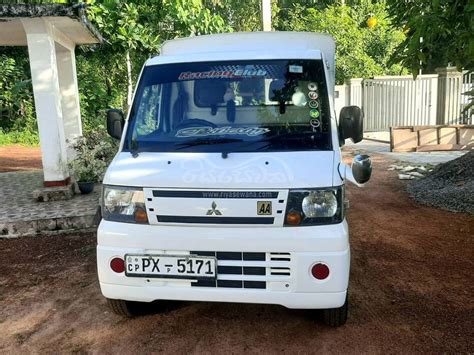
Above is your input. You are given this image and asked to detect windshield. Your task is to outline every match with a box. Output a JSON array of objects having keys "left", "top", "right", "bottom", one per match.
[{"left": 124, "top": 60, "right": 332, "bottom": 153}]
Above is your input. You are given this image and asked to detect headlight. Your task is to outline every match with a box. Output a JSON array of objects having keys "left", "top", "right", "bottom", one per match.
[
  {"left": 285, "top": 187, "right": 343, "bottom": 226},
  {"left": 302, "top": 191, "right": 337, "bottom": 218},
  {"left": 102, "top": 186, "right": 148, "bottom": 224}
]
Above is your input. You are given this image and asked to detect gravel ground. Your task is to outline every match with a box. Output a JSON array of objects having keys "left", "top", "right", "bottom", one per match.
[
  {"left": 407, "top": 150, "right": 474, "bottom": 213},
  {"left": 1, "top": 150, "right": 473, "bottom": 353}
]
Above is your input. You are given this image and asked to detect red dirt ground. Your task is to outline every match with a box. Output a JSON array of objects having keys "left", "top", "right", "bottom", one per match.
[
  {"left": 0, "top": 145, "right": 42, "bottom": 173},
  {"left": 0, "top": 150, "right": 473, "bottom": 353}
]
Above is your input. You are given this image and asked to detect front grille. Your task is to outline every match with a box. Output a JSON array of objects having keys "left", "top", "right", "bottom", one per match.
[
  {"left": 157, "top": 216, "right": 275, "bottom": 224},
  {"left": 190, "top": 251, "right": 291, "bottom": 289}
]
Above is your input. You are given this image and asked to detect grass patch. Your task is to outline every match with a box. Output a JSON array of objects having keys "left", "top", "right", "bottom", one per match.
[{"left": 0, "top": 131, "right": 39, "bottom": 146}]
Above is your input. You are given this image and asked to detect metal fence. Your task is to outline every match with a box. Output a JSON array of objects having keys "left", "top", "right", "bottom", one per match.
[
  {"left": 362, "top": 75, "right": 438, "bottom": 131},
  {"left": 334, "top": 68, "right": 473, "bottom": 132}
]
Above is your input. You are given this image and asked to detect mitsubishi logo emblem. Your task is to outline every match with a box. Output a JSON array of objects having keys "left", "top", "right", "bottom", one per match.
[{"left": 206, "top": 201, "right": 222, "bottom": 215}]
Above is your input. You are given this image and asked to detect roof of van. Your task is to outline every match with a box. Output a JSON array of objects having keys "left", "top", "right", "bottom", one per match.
[
  {"left": 161, "top": 31, "right": 333, "bottom": 55},
  {"left": 145, "top": 32, "right": 335, "bottom": 93}
]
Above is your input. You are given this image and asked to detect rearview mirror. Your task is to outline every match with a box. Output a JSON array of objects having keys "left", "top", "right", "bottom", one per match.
[
  {"left": 106, "top": 109, "right": 124, "bottom": 140},
  {"left": 352, "top": 154, "right": 372, "bottom": 184},
  {"left": 339, "top": 106, "right": 363, "bottom": 144}
]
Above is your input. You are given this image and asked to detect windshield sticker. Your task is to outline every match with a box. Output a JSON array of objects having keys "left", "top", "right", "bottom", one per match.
[
  {"left": 308, "top": 100, "right": 319, "bottom": 109},
  {"left": 308, "top": 91, "right": 318, "bottom": 100},
  {"left": 289, "top": 65, "right": 303, "bottom": 73},
  {"left": 179, "top": 68, "right": 267, "bottom": 81},
  {"left": 309, "top": 109, "right": 320, "bottom": 119},
  {"left": 310, "top": 118, "right": 321, "bottom": 128},
  {"left": 176, "top": 126, "right": 271, "bottom": 138},
  {"left": 308, "top": 82, "right": 318, "bottom": 91}
]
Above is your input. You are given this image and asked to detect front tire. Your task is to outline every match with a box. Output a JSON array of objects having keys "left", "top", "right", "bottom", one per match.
[{"left": 323, "top": 294, "right": 348, "bottom": 327}]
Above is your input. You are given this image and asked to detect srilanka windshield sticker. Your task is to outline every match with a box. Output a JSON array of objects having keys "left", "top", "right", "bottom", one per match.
[{"left": 176, "top": 126, "right": 270, "bottom": 138}]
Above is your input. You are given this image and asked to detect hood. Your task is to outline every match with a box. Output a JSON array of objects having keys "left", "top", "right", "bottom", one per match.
[{"left": 104, "top": 151, "right": 336, "bottom": 189}]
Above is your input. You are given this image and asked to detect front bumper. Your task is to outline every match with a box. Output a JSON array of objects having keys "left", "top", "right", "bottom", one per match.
[{"left": 97, "top": 220, "right": 350, "bottom": 309}]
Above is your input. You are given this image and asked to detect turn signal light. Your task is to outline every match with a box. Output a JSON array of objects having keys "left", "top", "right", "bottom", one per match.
[
  {"left": 286, "top": 211, "right": 302, "bottom": 225},
  {"left": 110, "top": 257, "right": 125, "bottom": 273},
  {"left": 311, "top": 263, "right": 330, "bottom": 280},
  {"left": 134, "top": 207, "right": 149, "bottom": 224}
]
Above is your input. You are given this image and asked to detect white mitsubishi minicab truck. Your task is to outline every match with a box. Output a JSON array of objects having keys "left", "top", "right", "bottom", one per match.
[{"left": 98, "top": 32, "right": 371, "bottom": 327}]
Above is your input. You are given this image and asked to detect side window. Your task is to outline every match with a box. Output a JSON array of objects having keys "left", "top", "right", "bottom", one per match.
[{"left": 135, "top": 84, "right": 161, "bottom": 136}]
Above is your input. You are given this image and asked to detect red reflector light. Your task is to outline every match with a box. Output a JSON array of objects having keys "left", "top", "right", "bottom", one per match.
[
  {"left": 311, "top": 263, "right": 330, "bottom": 280},
  {"left": 110, "top": 257, "right": 125, "bottom": 273}
]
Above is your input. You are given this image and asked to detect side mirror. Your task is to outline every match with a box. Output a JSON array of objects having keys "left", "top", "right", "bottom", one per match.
[
  {"left": 106, "top": 109, "right": 124, "bottom": 139},
  {"left": 339, "top": 106, "right": 363, "bottom": 144},
  {"left": 352, "top": 154, "right": 372, "bottom": 184}
]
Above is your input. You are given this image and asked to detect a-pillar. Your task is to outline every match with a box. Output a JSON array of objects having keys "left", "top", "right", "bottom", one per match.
[{"left": 21, "top": 18, "right": 76, "bottom": 186}]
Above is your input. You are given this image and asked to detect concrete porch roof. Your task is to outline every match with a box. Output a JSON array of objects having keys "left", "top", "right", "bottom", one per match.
[
  {"left": 0, "top": 3, "right": 102, "bottom": 46},
  {"left": 0, "top": 3, "right": 103, "bottom": 187}
]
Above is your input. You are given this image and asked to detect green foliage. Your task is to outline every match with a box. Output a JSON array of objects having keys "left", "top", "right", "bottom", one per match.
[
  {"left": 276, "top": 1, "right": 407, "bottom": 83},
  {"left": 387, "top": 0, "right": 473, "bottom": 74},
  {"left": 203, "top": 0, "right": 262, "bottom": 32},
  {"left": 87, "top": 0, "right": 161, "bottom": 52},
  {"left": 0, "top": 49, "right": 36, "bottom": 135},
  {"left": 0, "top": 129, "right": 39, "bottom": 146},
  {"left": 76, "top": 52, "right": 128, "bottom": 131},
  {"left": 68, "top": 131, "right": 118, "bottom": 182},
  {"left": 386, "top": 0, "right": 473, "bottom": 113},
  {"left": 0, "top": 0, "right": 408, "bottom": 147}
]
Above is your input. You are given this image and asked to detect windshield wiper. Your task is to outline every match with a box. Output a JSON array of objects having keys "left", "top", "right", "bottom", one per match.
[
  {"left": 130, "top": 137, "right": 139, "bottom": 158},
  {"left": 174, "top": 137, "right": 244, "bottom": 150},
  {"left": 271, "top": 131, "right": 323, "bottom": 140}
]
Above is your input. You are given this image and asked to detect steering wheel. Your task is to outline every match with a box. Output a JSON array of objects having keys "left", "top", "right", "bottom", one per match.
[{"left": 176, "top": 119, "right": 216, "bottom": 128}]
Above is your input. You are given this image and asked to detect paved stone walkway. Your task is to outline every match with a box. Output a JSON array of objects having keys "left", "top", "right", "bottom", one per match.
[
  {"left": 346, "top": 140, "right": 467, "bottom": 165},
  {"left": 0, "top": 171, "right": 100, "bottom": 237}
]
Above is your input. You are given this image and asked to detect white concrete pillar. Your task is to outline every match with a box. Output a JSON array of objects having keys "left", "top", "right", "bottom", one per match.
[
  {"left": 262, "top": 0, "right": 272, "bottom": 31},
  {"left": 56, "top": 43, "right": 83, "bottom": 158},
  {"left": 21, "top": 18, "right": 69, "bottom": 186},
  {"left": 347, "top": 78, "right": 363, "bottom": 108},
  {"left": 436, "top": 67, "right": 463, "bottom": 125}
]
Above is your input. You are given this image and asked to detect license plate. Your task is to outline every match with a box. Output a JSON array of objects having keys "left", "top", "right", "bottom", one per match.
[{"left": 125, "top": 254, "right": 216, "bottom": 280}]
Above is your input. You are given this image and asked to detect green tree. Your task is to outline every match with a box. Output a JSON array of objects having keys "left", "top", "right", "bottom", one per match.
[
  {"left": 86, "top": 0, "right": 230, "bottom": 107},
  {"left": 386, "top": 0, "right": 473, "bottom": 74},
  {"left": 276, "top": 2, "right": 406, "bottom": 83},
  {"left": 387, "top": 0, "right": 473, "bottom": 113}
]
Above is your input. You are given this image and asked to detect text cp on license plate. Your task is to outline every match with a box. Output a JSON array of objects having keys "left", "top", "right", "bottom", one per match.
[{"left": 125, "top": 254, "right": 216, "bottom": 280}]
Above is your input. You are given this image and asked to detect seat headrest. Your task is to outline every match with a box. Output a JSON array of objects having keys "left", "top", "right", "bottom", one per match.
[
  {"left": 195, "top": 80, "right": 227, "bottom": 107},
  {"left": 269, "top": 79, "right": 290, "bottom": 102}
]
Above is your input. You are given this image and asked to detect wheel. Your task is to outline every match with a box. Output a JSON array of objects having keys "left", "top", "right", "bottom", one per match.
[
  {"left": 323, "top": 294, "right": 348, "bottom": 327},
  {"left": 107, "top": 298, "right": 140, "bottom": 317}
]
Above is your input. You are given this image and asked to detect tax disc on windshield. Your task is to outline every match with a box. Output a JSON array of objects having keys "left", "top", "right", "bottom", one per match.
[
  {"left": 310, "top": 118, "right": 321, "bottom": 128},
  {"left": 308, "top": 82, "right": 318, "bottom": 91},
  {"left": 309, "top": 109, "right": 320, "bottom": 118},
  {"left": 308, "top": 91, "right": 318, "bottom": 100},
  {"left": 308, "top": 100, "right": 319, "bottom": 109}
]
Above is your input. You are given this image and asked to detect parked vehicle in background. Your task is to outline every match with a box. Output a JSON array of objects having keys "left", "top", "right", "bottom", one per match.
[{"left": 98, "top": 32, "right": 371, "bottom": 327}]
